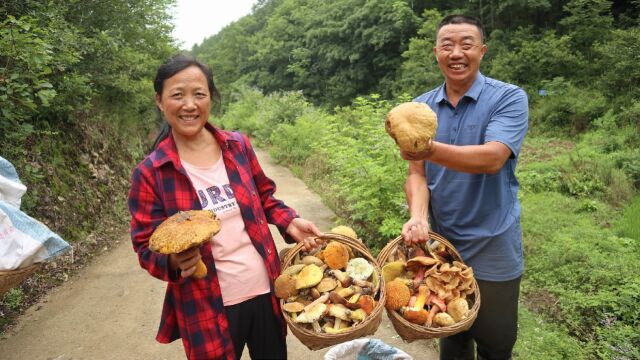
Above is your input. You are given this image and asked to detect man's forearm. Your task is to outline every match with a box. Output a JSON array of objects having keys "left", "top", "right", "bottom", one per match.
[{"left": 405, "top": 161, "right": 429, "bottom": 220}]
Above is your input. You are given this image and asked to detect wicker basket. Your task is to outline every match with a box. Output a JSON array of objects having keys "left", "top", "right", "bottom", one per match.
[
  {"left": 0, "top": 263, "right": 40, "bottom": 297},
  {"left": 376, "top": 233, "right": 481, "bottom": 342},
  {"left": 280, "top": 233, "right": 386, "bottom": 350}
]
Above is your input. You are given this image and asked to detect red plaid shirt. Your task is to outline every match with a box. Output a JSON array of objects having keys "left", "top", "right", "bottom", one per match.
[{"left": 128, "top": 124, "right": 297, "bottom": 359}]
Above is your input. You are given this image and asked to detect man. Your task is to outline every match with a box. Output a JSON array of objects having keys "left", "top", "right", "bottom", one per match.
[{"left": 399, "top": 15, "right": 528, "bottom": 360}]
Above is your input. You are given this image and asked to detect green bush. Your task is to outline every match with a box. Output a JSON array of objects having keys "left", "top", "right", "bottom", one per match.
[{"left": 529, "top": 78, "right": 607, "bottom": 134}]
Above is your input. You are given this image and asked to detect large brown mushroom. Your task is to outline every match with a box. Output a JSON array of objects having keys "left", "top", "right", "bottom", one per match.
[
  {"left": 385, "top": 102, "right": 438, "bottom": 153},
  {"left": 149, "top": 210, "right": 221, "bottom": 279},
  {"left": 275, "top": 274, "right": 298, "bottom": 299}
]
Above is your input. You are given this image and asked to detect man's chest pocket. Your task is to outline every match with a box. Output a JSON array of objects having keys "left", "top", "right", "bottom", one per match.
[{"left": 457, "top": 124, "right": 484, "bottom": 145}]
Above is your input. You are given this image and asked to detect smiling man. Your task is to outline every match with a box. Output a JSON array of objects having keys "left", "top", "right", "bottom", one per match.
[{"left": 397, "top": 15, "right": 529, "bottom": 360}]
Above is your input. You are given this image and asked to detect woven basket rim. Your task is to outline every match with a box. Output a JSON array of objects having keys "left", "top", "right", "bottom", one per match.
[
  {"left": 0, "top": 263, "right": 41, "bottom": 297},
  {"left": 376, "top": 233, "right": 481, "bottom": 341},
  {"left": 280, "top": 233, "right": 386, "bottom": 350}
]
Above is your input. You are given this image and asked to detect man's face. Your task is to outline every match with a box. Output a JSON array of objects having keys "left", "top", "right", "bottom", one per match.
[{"left": 434, "top": 23, "right": 487, "bottom": 87}]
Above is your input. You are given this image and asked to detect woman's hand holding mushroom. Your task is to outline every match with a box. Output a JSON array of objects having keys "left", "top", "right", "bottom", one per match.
[
  {"left": 168, "top": 247, "right": 202, "bottom": 278},
  {"left": 286, "top": 218, "right": 323, "bottom": 251}
]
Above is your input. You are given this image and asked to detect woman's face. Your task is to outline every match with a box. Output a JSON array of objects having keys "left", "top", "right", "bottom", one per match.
[{"left": 155, "top": 65, "right": 211, "bottom": 139}]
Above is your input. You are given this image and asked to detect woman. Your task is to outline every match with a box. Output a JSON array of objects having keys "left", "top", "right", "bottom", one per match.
[{"left": 128, "top": 54, "right": 323, "bottom": 359}]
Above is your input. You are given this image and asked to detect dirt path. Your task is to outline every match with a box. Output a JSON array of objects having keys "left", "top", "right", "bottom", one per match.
[{"left": 0, "top": 149, "right": 438, "bottom": 359}]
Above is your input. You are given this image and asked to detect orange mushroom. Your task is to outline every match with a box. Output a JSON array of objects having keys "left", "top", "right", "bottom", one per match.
[
  {"left": 324, "top": 242, "right": 350, "bottom": 270},
  {"left": 401, "top": 285, "right": 430, "bottom": 325},
  {"left": 385, "top": 279, "right": 411, "bottom": 311}
]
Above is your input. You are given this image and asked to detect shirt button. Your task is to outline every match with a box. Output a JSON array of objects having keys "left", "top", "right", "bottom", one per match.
[
  {"left": 267, "top": 248, "right": 271, "bottom": 255},
  {"left": 252, "top": 191, "right": 256, "bottom": 197},
  {"left": 260, "top": 220, "right": 264, "bottom": 224}
]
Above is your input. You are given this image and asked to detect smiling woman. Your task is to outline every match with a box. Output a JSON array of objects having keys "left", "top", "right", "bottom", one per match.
[
  {"left": 155, "top": 66, "right": 213, "bottom": 142},
  {"left": 128, "top": 54, "right": 324, "bottom": 359}
]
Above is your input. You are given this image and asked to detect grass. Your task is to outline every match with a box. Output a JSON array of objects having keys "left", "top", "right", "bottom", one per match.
[{"left": 615, "top": 195, "right": 640, "bottom": 241}]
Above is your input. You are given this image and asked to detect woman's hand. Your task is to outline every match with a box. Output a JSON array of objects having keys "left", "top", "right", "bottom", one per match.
[
  {"left": 168, "top": 247, "right": 201, "bottom": 278},
  {"left": 401, "top": 217, "right": 431, "bottom": 246},
  {"left": 286, "top": 217, "right": 323, "bottom": 252}
]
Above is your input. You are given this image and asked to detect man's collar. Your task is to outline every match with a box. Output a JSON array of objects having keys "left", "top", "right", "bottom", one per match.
[{"left": 436, "top": 72, "right": 485, "bottom": 104}]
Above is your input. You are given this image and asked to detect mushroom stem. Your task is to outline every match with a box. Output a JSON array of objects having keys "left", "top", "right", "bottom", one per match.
[
  {"left": 193, "top": 260, "right": 208, "bottom": 279},
  {"left": 427, "top": 293, "right": 447, "bottom": 312},
  {"left": 303, "top": 292, "right": 330, "bottom": 312},
  {"left": 353, "top": 278, "right": 374, "bottom": 289},
  {"left": 426, "top": 304, "right": 441, "bottom": 327},
  {"left": 413, "top": 285, "right": 429, "bottom": 310},
  {"left": 312, "top": 321, "right": 322, "bottom": 333},
  {"left": 330, "top": 269, "right": 353, "bottom": 287},
  {"left": 334, "top": 317, "right": 343, "bottom": 330},
  {"left": 412, "top": 266, "right": 426, "bottom": 289}
]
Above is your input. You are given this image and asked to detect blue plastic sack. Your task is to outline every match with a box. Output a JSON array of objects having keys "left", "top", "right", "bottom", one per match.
[
  {"left": 0, "top": 156, "right": 70, "bottom": 270},
  {"left": 324, "top": 338, "right": 413, "bottom": 360}
]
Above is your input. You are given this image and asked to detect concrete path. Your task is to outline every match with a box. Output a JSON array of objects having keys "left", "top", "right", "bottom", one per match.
[{"left": 0, "top": 149, "right": 438, "bottom": 359}]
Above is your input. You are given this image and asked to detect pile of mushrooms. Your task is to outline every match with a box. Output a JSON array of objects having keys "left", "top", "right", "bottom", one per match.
[
  {"left": 275, "top": 240, "right": 379, "bottom": 334},
  {"left": 383, "top": 241, "right": 475, "bottom": 328}
]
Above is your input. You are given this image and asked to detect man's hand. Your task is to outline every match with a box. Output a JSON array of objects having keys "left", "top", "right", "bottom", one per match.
[
  {"left": 400, "top": 138, "right": 434, "bottom": 161},
  {"left": 401, "top": 217, "right": 431, "bottom": 245},
  {"left": 286, "top": 217, "right": 324, "bottom": 252}
]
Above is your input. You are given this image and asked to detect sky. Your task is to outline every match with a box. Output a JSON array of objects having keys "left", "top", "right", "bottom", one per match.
[{"left": 171, "top": 0, "right": 259, "bottom": 50}]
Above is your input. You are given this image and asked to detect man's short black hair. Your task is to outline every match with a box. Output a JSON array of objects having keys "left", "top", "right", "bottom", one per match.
[{"left": 437, "top": 15, "right": 485, "bottom": 44}]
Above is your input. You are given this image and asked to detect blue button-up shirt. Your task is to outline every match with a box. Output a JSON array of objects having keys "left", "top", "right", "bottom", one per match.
[{"left": 414, "top": 73, "right": 528, "bottom": 281}]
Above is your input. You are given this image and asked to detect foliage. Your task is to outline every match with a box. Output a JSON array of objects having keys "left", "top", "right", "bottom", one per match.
[
  {"left": 529, "top": 77, "right": 607, "bottom": 133},
  {"left": 487, "top": 30, "right": 585, "bottom": 93},
  {"left": 521, "top": 192, "right": 640, "bottom": 359},
  {"left": 0, "top": 0, "right": 176, "bottom": 333},
  {"left": 391, "top": 9, "right": 444, "bottom": 98},
  {"left": 592, "top": 27, "right": 640, "bottom": 103},
  {"left": 615, "top": 195, "right": 640, "bottom": 241}
]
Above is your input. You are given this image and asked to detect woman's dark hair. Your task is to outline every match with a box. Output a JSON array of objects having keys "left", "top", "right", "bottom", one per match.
[
  {"left": 150, "top": 54, "right": 221, "bottom": 151},
  {"left": 437, "top": 15, "right": 485, "bottom": 44}
]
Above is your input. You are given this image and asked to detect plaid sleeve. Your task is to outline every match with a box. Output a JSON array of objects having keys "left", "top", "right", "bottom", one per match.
[
  {"left": 128, "top": 162, "right": 184, "bottom": 283},
  {"left": 241, "top": 134, "right": 298, "bottom": 243}
]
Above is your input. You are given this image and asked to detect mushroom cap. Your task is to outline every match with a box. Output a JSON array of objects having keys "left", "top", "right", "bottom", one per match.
[
  {"left": 402, "top": 308, "right": 430, "bottom": 325},
  {"left": 316, "top": 277, "right": 338, "bottom": 293},
  {"left": 385, "top": 279, "right": 411, "bottom": 311},
  {"left": 282, "top": 301, "right": 305, "bottom": 313},
  {"left": 294, "top": 303, "right": 327, "bottom": 323},
  {"left": 275, "top": 274, "right": 298, "bottom": 299},
  {"left": 295, "top": 264, "right": 324, "bottom": 289},
  {"left": 346, "top": 258, "right": 374, "bottom": 281},
  {"left": 327, "top": 304, "right": 352, "bottom": 321},
  {"left": 357, "top": 295, "right": 376, "bottom": 315},
  {"left": 281, "top": 264, "right": 306, "bottom": 276},
  {"left": 385, "top": 102, "right": 438, "bottom": 153},
  {"left": 406, "top": 256, "right": 439, "bottom": 271},
  {"left": 323, "top": 242, "right": 350, "bottom": 270},
  {"left": 330, "top": 225, "right": 358, "bottom": 239},
  {"left": 433, "top": 312, "right": 456, "bottom": 327},
  {"left": 149, "top": 210, "right": 221, "bottom": 254},
  {"left": 447, "top": 297, "right": 469, "bottom": 322},
  {"left": 382, "top": 261, "right": 405, "bottom": 283}
]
